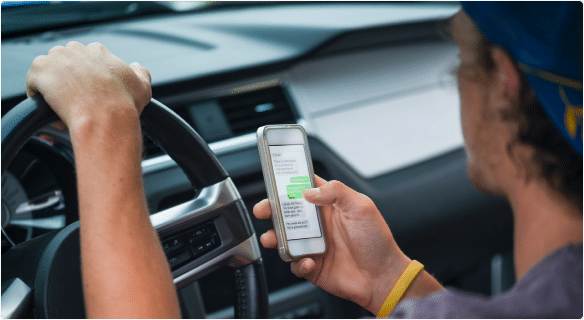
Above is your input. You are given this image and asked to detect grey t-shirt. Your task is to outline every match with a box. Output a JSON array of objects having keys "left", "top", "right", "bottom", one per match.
[{"left": 390, "top": 244, "right": 583, "bottom": 318}]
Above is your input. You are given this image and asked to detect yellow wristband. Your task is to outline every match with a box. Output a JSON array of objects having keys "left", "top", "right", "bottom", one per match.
[{"left": 376, "top": 260, "right": 424, "bottom": 318}]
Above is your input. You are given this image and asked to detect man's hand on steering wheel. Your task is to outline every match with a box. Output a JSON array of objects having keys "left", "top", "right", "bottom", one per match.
[
  {"left": 23, "top": 41, "right": 182, "bottom": 318},
  {"left": 25, "top": 41, "right": 151, "bottom": 130},
  {"left": 4, "top": 40, "right": 268, "bottom": 319}
]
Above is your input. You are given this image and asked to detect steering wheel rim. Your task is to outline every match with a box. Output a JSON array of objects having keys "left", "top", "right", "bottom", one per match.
[{"left": 1, "top": 96, "right": 269, "bottom": 318}]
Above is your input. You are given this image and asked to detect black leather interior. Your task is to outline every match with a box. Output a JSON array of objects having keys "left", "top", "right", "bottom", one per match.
[
  {"left": 232, "top": 259, "right": 269, "bottom": 318},
  {"left": 140, "top": 99, "right": 229, "bottom": 190}
]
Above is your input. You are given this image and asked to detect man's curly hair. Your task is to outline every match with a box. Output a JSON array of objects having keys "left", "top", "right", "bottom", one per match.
[{"left": 473, "top": 30, "right": 583, "bottom": 213}]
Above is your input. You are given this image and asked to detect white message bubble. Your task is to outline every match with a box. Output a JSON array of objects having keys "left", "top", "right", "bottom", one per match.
[
  {"left": 285, "top": 219, "right": 310, "bottom": 231},
  {"left": 273, "top": 158, "right": 299, "bottom": 175},
  {"left": 281, "top": 200, "right": 306, "bottom": 219}
]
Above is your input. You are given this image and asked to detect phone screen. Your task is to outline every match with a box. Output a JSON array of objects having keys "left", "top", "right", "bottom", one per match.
[{"left": 268, "top": 144, "right": 323, "bottom": 241}]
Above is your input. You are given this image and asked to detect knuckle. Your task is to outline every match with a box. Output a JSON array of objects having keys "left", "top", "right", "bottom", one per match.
[
  {"left": 29, "top": 56, "right": 48, "bottom": 77},
  {"left": 132, "top": 64, "right": 152, "bottom": 84},
  {"left": 47, "top": 45, "right": 65, "bottom": 55},
  {"left": 142, "top": 68, "right": 152, "bottom": 83},
  {"left": 31, "top": 55, "right": 47, "bottom": 67},
  {"left": 65, "top": 40, "right": 82, "bottom": 48},
  {"left": 87, "top": 42, "right": 103, "bottom": 48},
  {"left": 137, "top": 87, "right": 153, "bottom": 106},
  {"left": 144, "top": 84, "right": 153, "bottom": 98},
  {"left": 345, "top": 187, "right": 376, "bottom": 213},
  {"left": 327, "top": 180, "right": 346, "bottom": 191},
  {"left": 360, "top": 195, "right": 376, "bottom": 211},
  {"left": 87, "top": 42, "right": 106, "bottom": 51}
]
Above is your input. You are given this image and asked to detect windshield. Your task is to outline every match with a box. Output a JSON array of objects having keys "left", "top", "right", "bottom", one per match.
[{"left": 1, "top": 1, "right": 212, "bottom": 38}]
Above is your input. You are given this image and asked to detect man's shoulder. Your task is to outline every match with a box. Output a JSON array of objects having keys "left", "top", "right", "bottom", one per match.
[{"left": 390, "top": 244, "right": 583, "bottom": 318}]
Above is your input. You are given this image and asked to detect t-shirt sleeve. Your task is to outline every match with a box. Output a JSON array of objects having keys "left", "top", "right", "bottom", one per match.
[
  {"left": 389, "top": 289, "right": 489, "bottom": 318},
  {"left": 388, "top": 245, "right": 582, "bottom": 318}
]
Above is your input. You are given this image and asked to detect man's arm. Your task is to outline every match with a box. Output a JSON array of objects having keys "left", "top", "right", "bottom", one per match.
[
  {"left": 26, "top": 42, "right": 181, "bottom": 318},
  {"left": 73, "top": 111, "right": 180, "bottom": 318},
  {"left": 254, "top": 177, "right": 443, "bottom": 316}
]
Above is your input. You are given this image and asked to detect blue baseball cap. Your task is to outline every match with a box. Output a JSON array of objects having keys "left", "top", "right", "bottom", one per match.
[{"left": 461, "top": 1, "right": 583, "bottom": 156}]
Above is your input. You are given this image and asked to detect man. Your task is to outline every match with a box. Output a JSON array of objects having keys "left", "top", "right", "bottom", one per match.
[
  {"left": 254, "top": 2, "right": 583, "bottom": 317},
  {"left": 26, "top": 2, "right": 581, "bottom": 318}
]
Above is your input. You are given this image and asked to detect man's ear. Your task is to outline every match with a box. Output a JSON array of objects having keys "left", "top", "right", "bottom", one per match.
[
  {"left": 489, "top": 47, "right": 534, "bottom": 181},
  {"left": 490, "top": 47, "right": 521, "bottom": 104}
]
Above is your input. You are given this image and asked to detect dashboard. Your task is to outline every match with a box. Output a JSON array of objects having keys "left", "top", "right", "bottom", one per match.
[{"left": 1, "top": 2, "right": 516, "bottom": 318}]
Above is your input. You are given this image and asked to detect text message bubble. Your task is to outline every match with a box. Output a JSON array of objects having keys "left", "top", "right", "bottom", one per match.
[
  {"left": 285, "top": 219, "right": 310, "bottom": 231},
  {"left": 281, "top": 200, "right": 306, "bottom": 219},
  {"left": 286, "top": 184, "right": 311, "bottom": 199},
  {"left": 290, "top": 176, "right": 309, "bottom": 183},
  {"left": 273, "top": 158, "right": 298, "bottom": 175}
]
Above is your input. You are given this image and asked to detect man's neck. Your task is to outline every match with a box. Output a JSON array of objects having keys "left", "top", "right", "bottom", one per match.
[{"left": 509, "top": 180, "right": 582, "bottom": 279}]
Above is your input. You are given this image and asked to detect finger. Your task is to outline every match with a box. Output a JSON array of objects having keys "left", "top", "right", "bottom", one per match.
[
  {"left": 314, "top": 174, "right": 327, "bottom": 187},
  {"left": 50, "top": 120, "right": 68, "bottom": 131},
  {"left": 129, "top": 62, "right": 152, "bottom": 111},
  {"left": 302, "top": 180, "right": 368, "bottom": 212},
  {"left": 254, "top": 177, "right": 323, "bottom": 220},
  {"left": 26, "top": 84, "right": 38, "bottom": 98},
  {"left": 65, "top": 40, "right": 83, "bottom": 49},
  {"left": 130, "top": 62, "right": 152, "bottom": 84},
  {"left": 253, "top": 199, "right": 272, "bottom": 220},
  {"left": 47, "top": 45, "right": 65, "bottom": 56},
  {"left": 26, "top": 55, "right": 47, "bottom": 98},
  {"left": 259, "top": 229, "right": 277, "bottom": 249},
  {"left": 87, "top": 42, "right": 109, "bottom": 54},
  {"left": 290, "top": 258, "right": 316, "bottom": 278}
]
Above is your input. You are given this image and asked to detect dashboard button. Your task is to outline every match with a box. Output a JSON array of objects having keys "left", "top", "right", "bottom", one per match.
[
  {"left": 190, "top": 241, "right": 207, "bottom": 257},
  {"left": 167, "top": 249, "right": 191, "bottom": 269},
  {"left": 161, "top": 234, "right": 186, "bottom": 255},
  {"left": 185, "top": 222, "right": 214, "bottom": 245},
  {"left": 190, "top": 235, "right": 220, "bottom": 258}
]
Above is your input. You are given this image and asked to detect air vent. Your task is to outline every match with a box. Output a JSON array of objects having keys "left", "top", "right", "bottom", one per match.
[
  {"left": 141, "top": 86, "right": 297, "bottom": 159},
  {"left": 218, "top": 86, "right": 296, "bottom": 136}
]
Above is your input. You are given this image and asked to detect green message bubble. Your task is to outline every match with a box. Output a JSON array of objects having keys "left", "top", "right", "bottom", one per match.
[
  {"left": 286, "top": 184, "right": 311, "bottom": 199},
  {"left": 290, "top": 176, "right": 310, "bottom": 183}
]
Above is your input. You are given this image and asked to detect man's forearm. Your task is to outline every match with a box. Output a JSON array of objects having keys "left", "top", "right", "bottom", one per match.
[{"left": 71, "top": 108, "right": 181, "bottom": 318}]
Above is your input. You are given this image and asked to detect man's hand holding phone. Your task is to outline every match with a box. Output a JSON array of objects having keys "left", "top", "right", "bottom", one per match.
[
  {"left": 254, "top": 175, "right": 435, "bottom": 314},
  {"left": 256, "top": 125, "right": 443, "bottom": 314}
]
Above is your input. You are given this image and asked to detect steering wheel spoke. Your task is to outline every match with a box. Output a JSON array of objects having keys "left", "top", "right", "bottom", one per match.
[{"left": 151, "top": 177, "right": 261, "bottom": 287}]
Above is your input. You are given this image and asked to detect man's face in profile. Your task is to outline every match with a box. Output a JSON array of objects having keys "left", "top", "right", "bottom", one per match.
[{"left": 449, "top": 11, "right": 510, "bottom": 196}]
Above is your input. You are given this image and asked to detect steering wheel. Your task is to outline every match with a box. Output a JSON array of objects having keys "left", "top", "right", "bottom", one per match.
[{"left": 1, "top": 96, "right": 269, "bottom": 318}]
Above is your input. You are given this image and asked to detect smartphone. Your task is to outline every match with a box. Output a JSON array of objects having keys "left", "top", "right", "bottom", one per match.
[{"left": 257, "top": 124, "right": 327, "bottom": 262}]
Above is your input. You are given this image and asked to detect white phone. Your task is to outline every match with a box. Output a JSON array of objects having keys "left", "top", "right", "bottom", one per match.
[{"left": 257, "top": 124, "right": 327, "bottom": 262}]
